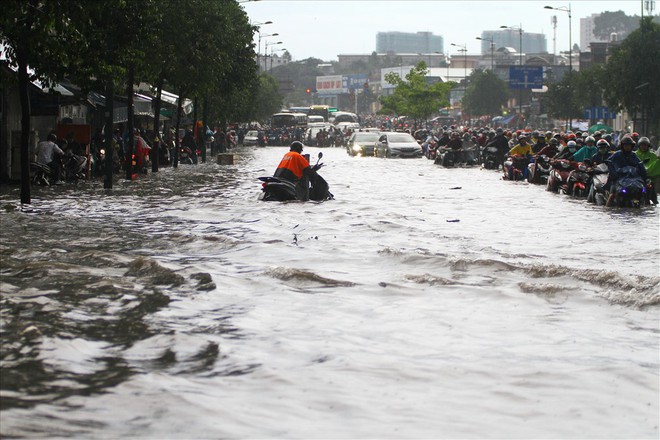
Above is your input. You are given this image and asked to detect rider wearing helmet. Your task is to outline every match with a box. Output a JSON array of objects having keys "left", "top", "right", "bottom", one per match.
[
  {"left": 536, "top": 137, "right": 560, "bottom": 158},
  {"left": 274, "top": 141, "right": 314, "bottom": 199},
  {"left": 605, "top": 136, "right": 647, "bottom": 206},
  {"left": 591, "top": 139, "right": 611, "bottom": 165},
  {"left": 508, "top": 134, "right": 533, "bottom": 157},
  {"left": 532, "top": 133, "right": 547, "bottom": 153},
  {"left": 555, "top": 140, "right": 579, "bottom": 160},
  {"left": 635, "top": 137, "right": 660, "bottom": 195},
  {"left": 572, "top": 136, "right": 598, "bottom": 163},
  {"left": 631, "top": 132, "right": 640, "bottom": 144}
]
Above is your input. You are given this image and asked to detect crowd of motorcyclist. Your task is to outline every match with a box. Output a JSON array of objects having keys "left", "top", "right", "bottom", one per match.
[
  {"left": 32, "top": 116, "right": 659, "bottom": 209},
  {"left": 414, "top": 124, "right": 658, "bottom": 207},
  {"left": 257, "top": 125, "right": 350, "bottom": 148}
]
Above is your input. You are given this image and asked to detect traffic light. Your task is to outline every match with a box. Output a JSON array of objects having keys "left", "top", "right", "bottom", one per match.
[{"left": 305, "top": 88, "right": 311, "bottom": 94}]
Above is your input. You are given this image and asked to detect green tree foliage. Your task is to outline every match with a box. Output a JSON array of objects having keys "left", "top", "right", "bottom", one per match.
[
  {"left": 1, "top": 0, "right": 261, "bottom": 200},
  {"left": 603, "top": 17, "right": 660, "bottom": 135},
  {"left": 0, "top": 0, "right": 88, "bottom": 203},
  {"left": 254, "top": 74, "right": 283, "bottom": 121},
  {"left": 593, "top": 11, "right": 640, "bottom": 41},
  {"left": 379, "top": 62, "right": 452, "bottom": 123},
  {"left": 573, "top": 65, "right": 607, "bottom": 114},
  {"left": 542, "top": 73, "right": 583, "bottom": 122},
  {"left": 271, "top": 58, "right": 325, "bottom": 105},
  {"left": 462, "top": 69, "right": 509, "bottom": 116}
]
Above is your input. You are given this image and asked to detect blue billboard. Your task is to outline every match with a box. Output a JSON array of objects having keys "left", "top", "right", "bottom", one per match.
[
  {"left": 343, "top": 74, "right": 369, "bottom": 90},
  {"left": 509, "top": 66, "right": 544, "bottom": 89}
]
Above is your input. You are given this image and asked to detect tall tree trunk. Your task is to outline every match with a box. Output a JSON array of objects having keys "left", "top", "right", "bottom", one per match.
[
  {"left": 202, "top": 98, "right": 208, "bottom": 163},
  {"left": 173, "top": 88, "right": 184, "bottom": 169},
  {"left": 152, "top": 74, "right": 164, "bottom": 173},
  {"left": 125, "top": 65, "right": 135, "bottom": 180},
  {"left": 103, "top": 79, "right": 114, "bottom": 189},
  {"left": 193, "top": 97, "right": 199, "bottom": 164},
  {"left": 17, "top": 48, "right": 31, "bottom": 205}
]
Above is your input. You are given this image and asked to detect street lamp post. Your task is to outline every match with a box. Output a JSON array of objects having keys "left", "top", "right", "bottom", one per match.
[
  {"left": 450, "top": 43, "right": 467, "bottom": 85},
  {"left": 259, "top": 33, "right": 279, "bottom": 71},
  {"left": 545, "top": 4, "right": 573, "bottom": 131},
  {"left": 476, "top": 36, "right": 495, "bottom": 70},
  {"left": 253, "top": 21, "right": 273, "bottom": 72},
  {"left": 269, "top": 48, "right": 286, "bottom": 72},
  {"left": 501, "top": 25, "right": 524, "bottom": 127},
  {"left": 265, "top": 40, "right": 283, "bottom": 71}
]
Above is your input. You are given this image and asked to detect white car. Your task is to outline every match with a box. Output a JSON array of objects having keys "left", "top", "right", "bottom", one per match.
[
  {"left": 243, "top": 130, "right": 260, "bottom": 146},
  {"left": 374, "top": 132, "right": 423, "bottom": 158}
]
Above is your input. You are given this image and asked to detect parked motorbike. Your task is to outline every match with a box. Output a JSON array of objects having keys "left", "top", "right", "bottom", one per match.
[
  {"left": 258, "top": 152, "right": 333, "bottom": 202},
  {"left": 502, "top": 155, "right": 530, "bottom": 181},
  {"left": 527, "top": 155, "right": 552, "bottom": 184},
  {"left": 546, "top": 159, "right": 576, "bottom": 193}
]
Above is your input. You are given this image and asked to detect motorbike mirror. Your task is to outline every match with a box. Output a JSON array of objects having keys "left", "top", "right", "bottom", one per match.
[{"left": 318, "top": 152, "right": 323, "bottom": 160}]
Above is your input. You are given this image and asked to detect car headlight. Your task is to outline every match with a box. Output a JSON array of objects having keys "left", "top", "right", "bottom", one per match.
[{"left": 352, "top": 144, "right": 362, "bottom": 152}]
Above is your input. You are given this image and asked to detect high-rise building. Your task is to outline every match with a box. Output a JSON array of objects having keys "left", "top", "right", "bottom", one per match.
[
  {"left": 376, "top": 31, "right": 444, "bottom": 54},
  {"left": 580, "top": 13, "right": 608, "bottom": 51},
  {"left": 479, "top": 29, "right": 547, "bottom": 54}
]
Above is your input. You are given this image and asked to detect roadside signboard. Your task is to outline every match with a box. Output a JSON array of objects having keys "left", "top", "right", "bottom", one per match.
[
  {"left": 509, "top": 66, "right": 543, "bottom": 89},
  {"left": 344, "top": 74, "right": 368, "bottom": 90},
  {"left": 583, "top": 106, "right": 615, "bottom": 120}
]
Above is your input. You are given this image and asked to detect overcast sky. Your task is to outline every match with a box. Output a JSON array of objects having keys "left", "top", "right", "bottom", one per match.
[{"left": 243, "top": 0, "right": 648, "bottom": 61}]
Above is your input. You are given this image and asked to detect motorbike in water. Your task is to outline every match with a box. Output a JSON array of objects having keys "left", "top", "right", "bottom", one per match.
[
  {"left": 587, "top": 162, "right": 610, "bottom": 205},
  {"left": 179, "top": 146, "right": 194, "bottom": 165},
  {"left": 566, "top": 162, "right": 591, "bottom": 198},
  {"left": 258, "top": 152, "right": 334, "bottom": 202},
  {"left": 502, "top": 155, "right": 530, "bottom": 181},
  {"left": 546, "top": 159, "right": 576, "bottom": 193},
  {"left": 527, "top": 155, "right": 552, "bottom": 185},
  {"left": 30, "top": 161, "right": 57, "bottom": 186},
  {"left": 423, "top": 139, "right": 438, "bottom": 160},
  {"left": 609, "top": 165, "right": 654, "bottom": 208},
  {"left": 482, "top": 146, "right": 501, "bottom": 170}
]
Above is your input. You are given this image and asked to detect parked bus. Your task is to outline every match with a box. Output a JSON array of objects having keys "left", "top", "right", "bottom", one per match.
[{"left": 271, "top": 112, "right": 308, "bottom": 129}]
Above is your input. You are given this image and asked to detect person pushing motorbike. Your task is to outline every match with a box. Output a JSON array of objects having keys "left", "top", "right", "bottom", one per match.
[{"left": 274, "top": 141, "right": 316, "bottom": 200}]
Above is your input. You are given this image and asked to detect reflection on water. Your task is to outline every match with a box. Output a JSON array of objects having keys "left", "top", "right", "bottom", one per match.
[{"left": 1, "top": 147, "right": 658, "bottom": 438}]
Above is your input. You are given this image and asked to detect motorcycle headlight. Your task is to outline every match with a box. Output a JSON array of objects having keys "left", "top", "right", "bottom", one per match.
[{"left": 100, "top": 149, "right": 105, "bottom": 155}]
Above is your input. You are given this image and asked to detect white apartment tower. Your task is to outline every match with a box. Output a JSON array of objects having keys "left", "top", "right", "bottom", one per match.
[{"left": 580, "top": 13, "right": 608, "bottom": 51}]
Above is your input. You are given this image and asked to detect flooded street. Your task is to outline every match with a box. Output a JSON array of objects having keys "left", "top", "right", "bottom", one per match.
[{"left": 1, "top": 146, "right": 659, "bottom": 438}]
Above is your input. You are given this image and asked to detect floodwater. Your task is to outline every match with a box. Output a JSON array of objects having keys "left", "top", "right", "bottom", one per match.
[{"left": 1, "top": 146, "right": 659, "bottom": 439}]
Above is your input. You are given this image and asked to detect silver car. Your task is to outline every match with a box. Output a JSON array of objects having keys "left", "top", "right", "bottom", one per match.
[
  {"left": 346, "top": 131, "right": 380, "bottom": 156},
  {"left": 374, "top": 132, "right": 423, "bottom": 158}
]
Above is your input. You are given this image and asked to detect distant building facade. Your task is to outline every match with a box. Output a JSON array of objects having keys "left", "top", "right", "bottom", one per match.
[
  {"left": 376, "top": 31, "right": 444, "bottom": 54},
  {"left": 580, "top": 13, "right": 608, "bottom": 51},
  {"left": 337, "top": 52, "right": 446, "bottom": 69},
  {"left": 479, "top": 29, "right": 547, "bottom": 54}
]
